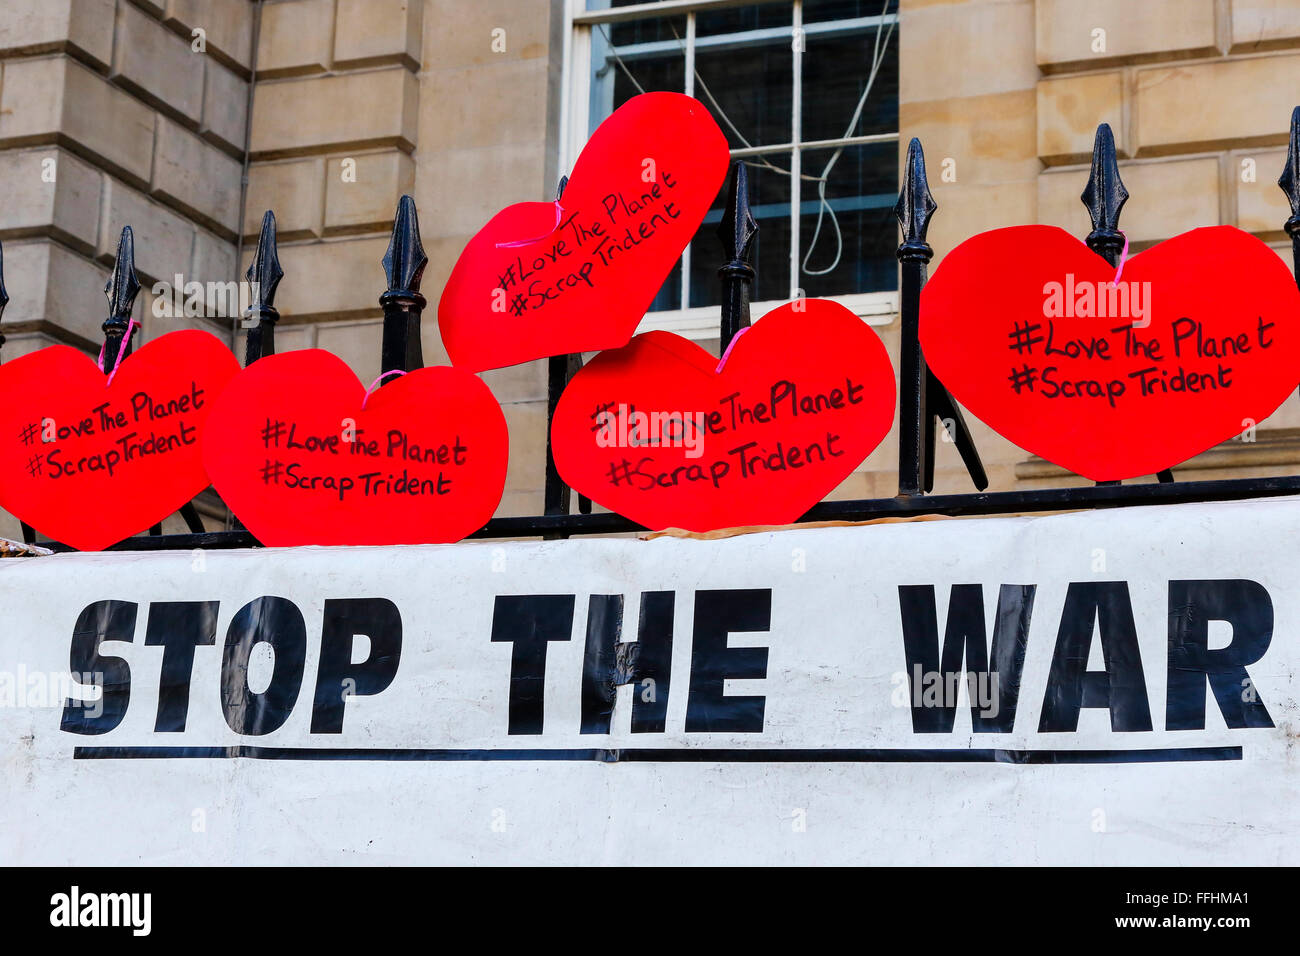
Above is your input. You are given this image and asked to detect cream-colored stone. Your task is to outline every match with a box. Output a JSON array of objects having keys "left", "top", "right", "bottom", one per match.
[
  {"left": 334, "top": 0, "right": 422, "bottom": 68},
  {"left": 923, "top": 181, "right": 1038, "bottom": 264},
  {"left": 152, "top": 117, "right": 243, "bottom": 236},
  {"left": 201, "top": 57, "right": 250, "bottom": 153},
  {"left": 423, "top": 0, "right": 554, "bottom": 69},
  {"left": 1037, "top": 156, "right": 1220, "bottom": 243},
  {"left": 900, "top": 0, "right": 1037, "bottom": 103},
  {"left": 269, "top": 237, "right": 390, "bottom": 322},
  {"left": 190, "top": 234, "right": 239, "bottom": 287},
  {"left": 0, "top": 147, "right": 101, "bottom": 255},
  {"left": 257, "top": 0, "right": 333, "bottom": 76},
  {"left": 1230, "top": 0, "right": 1300, "bottom": 52},
  {"left": 314, "top": 319, "right": 383, "bottom": 383},
  {"left": 112, "top": 0, "right": 204, "bottom": 119},
  {"left": 98, "top": 179, "right": 197, "bottom": 284},
  {"left": 898, "top": 90, "right": 1040, "bottom": 185},
  {"left": 416, "top": 144, "right": 547, "bottom": 240},
  {"left": 1036, "top": 71, "right": 1124, "bottom": 163},
  {"left": 233, "top": 322, "right": 317, "bottom": 362},
  {"left": 59, "top": 59, "right": 159, "bottom": 188},
  {"left": 1236, "top": 148, "right": 1291, "bottom": 234},
  {"left": 477, "top": 359, "right": 548, "bottom": 406},
  {"left": 244, "top": 158, "right": 326, "bottom": 240},
  {"left": 1135, "top": 55, "right": 1300, "bottom": 155},
  {"left": 324, "top": 151, "right": 415, "bottom": 234},
  {"left": 1035, "top": 0, "right": 1218, "bottom": 68},
  {"left": 421, "top": 57, "right": 551, "bottom": 153},
  {"left": 2, "top": 239, "right": 114, "bottom": 345},
  {"left": 251, "top": 68, "right": 419, "bottom": 157},
  {"left": 0, "top": 0, "right": 116, "bottom": 71},
  {"left": 500, "top": 400, "right": 548, "bottom": 494},
  {"left": 165, "top": 0, "right": 255, "bottom": 70}
]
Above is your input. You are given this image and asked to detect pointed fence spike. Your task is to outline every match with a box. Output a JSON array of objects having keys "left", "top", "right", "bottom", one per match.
[
  {"left": 894, "top": 137, "right": 937, "bottom": 259},
  {"left": 246, "top": 210, "right": 283, "bottom": 309},
  {"left": 379, "top": 195, "right": 427, "bottom": 376},
  {"left": 102, "top": 226, "right": 142, "bottom": 370},
  {"left": 1278, "top": 106, "right": 1300, "bottom": 233},
  {"left": 717, "top": 160, "right": 757, "bottom": 349},
  {"left": 382, "top": 194, "right": 428, "bottom": 295},
  {"left": 555, "top": 175, "right": 569, "bottom": 201},
  {"left": 0, "top": 241, "right": 8, "bottom": 357},
  {"left": 1081, "top": 123, "right": 1129, "bottom": 265},
  {"left": 244, "top": 210, "right": 283, "bottom": 365}
]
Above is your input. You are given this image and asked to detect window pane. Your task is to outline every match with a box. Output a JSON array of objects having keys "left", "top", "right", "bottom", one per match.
[
  {"left": 588, "top": 15, "right": 686, "bottom": 137},
  {"left": 797, "top": 141, "right": 898, "bottom": 298},
  {"left": 801, "top": 4, "right": 898, "bottom": 142},
  {"left": 803, "top": 0, "right": 899, "bottom": 25},
  {"left": 695, "top": 4, "right": 794, "bottom": 150},
  {"left": 687, "top": 159, "right": 793, "bottom": 308}
]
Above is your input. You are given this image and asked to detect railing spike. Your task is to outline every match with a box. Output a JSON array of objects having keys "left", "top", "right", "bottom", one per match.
[
  {"left": 717, "top": 160, "right": 757, "bottom": 349},
  {"left": 382, "top": 194, "right": 428, "bottom": 296},
  {"left": 243, "top": 210, "right": 283, "bottom": 365},
  {"left": 102, "top": 226, "right": 142, "bottom": 370},
  {"left": 379, "top": 195, "right": 427, "bottom": 377},
  {"left": 0, "top": 240, "right": 8, "bottom": 357},
  {"left": 556, "top": 175, "right": 569, "bottom": 201},
  {"left": 894, "top": 137, "right": 937, "bottom": 257},
  {"left": 1081, "top": 124, "right": 1129, "bottom": 266},
  {"left": 1277, "top": 106, "right": 1300, "bottom": 238}
]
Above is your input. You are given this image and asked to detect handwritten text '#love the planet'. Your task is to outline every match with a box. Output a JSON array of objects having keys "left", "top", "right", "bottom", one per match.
[
  {"left": 494, "top": 173, "right": 684, "bottom": 318},
  {"left": 1006, "top": 315, "right": 1277, "bottom": 408}
]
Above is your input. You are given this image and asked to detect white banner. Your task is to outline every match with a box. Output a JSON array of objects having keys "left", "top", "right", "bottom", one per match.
[{"left": 1, "top": 497, "right": 1297, "bottom": 864}]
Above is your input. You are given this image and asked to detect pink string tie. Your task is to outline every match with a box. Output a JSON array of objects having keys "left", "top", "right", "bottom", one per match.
[
  {"left": 1111, "top": 231, "right": 1130, "bottom": 286},
  {"left": 495, "top": 201, "right": 564, "bottom": 249},
  {"left": 715, "top": 326, "right": 750, "bottom": 373},
  {"left": 361, "top": 369, "right": 408, "bottom": 409},
  {"left": 97, "top": 317, "right": 138, "bottom": 387}
]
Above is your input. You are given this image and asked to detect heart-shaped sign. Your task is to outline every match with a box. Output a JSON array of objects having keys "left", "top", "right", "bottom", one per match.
[
  {"left": 203, "top": 350, "right": 507, "bottom": 546},
  {"left": 921, "top": 225, "right": 1300, "bottom": 481},
  {"left": 438, "top": 92, "right": 730, "bottom": 371},
  {"left": 551, "top": 299, "right": 896, "bottom": 532},
  {"left": 0, "top": 329, "right": 240, "bottom": 550}
]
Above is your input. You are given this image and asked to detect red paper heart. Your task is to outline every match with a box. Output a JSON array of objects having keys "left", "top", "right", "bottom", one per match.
[
  {"left": 0, "top": 330, "right": 239, "bottom": 550},
  {"left": 551, "top": 299, "right": 896, "bottom": 531},
  {"left": 921, "top": 225, "right": 1300, "bottom": 481},
  {"left": 438, "top": 92, "right": 730, "bottom": 371},
  {"left": 203, "top": 350, "right": 507, "bottom": 546}
]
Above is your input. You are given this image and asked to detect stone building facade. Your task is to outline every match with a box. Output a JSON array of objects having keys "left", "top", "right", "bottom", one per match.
[{"left": 0, "top": 0, "right": 1298, "bottom": 542}]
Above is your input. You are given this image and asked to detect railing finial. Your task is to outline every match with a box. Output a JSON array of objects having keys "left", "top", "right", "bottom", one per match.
[
  {"left": 382, "top": 194, "right": 428, "bottom": 297},
  {"left": 556, "top": 175, "right": 569, "bottom": 201},
  {"left": 244, "top": 210, "right": 283, "bottom": 365},
  {"left": 1081, "top": 123, "right": 1129, "bottom": 265},
  {"left": 895, "top": 137, "right": 936, "bottom": 261},
  {"left": 0, "top": 240, "right": 8, "bottom": 357},
  {"left": 103, "top": 226, "right": 141, "bottom": 369},
  {"left": 379, "top": 195, "right": 427, "bottom": 376},
  {"left": 717, "top": 160, "right": 757, "bottom": 349},
  {"left": 1277, "top": 106, "right": 1300, "bottom": 235}
]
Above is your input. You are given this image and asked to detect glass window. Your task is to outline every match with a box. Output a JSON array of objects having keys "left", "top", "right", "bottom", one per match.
[{"left": 577, "top": 0, "right": 899, "bottom": 314}]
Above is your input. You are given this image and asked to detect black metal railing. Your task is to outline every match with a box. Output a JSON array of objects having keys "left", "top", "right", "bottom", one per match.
[{"left": 7, "top": 108, "right": 1300, "bottom": 552}]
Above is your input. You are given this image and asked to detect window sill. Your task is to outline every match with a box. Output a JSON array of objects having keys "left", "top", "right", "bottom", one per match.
[{"left": 635, "top": 290, "right": 900, "bottom": 340}]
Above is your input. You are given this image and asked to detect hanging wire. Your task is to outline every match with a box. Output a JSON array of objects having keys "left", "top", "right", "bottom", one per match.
[
  {"left": 802, "top": 1, "right": 896, "bottom": 276},
  {"left": 595, "top": 3, "right": 896, "bottom": 279}
]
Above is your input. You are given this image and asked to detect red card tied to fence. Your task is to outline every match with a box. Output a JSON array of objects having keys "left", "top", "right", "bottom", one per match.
[
  {"left": 0, "top": 329, "right": 239, "bottom": 551},
  {"left": 438, "top": 92, "right": 730, "bottom": 371},
  {"left": 202, "top": 350, "right": 507, "bottom": 546},
  {"left": 921, "top": 224, "right": 1300, "bottom": 481},
  {"left": 551, "top": 299, "right": 896, "bottom": 532}
]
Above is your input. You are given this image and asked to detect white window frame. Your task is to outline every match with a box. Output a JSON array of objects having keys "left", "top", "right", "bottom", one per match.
[{"left": 559, "top": 0, "right": 900, "bottom": 339}]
